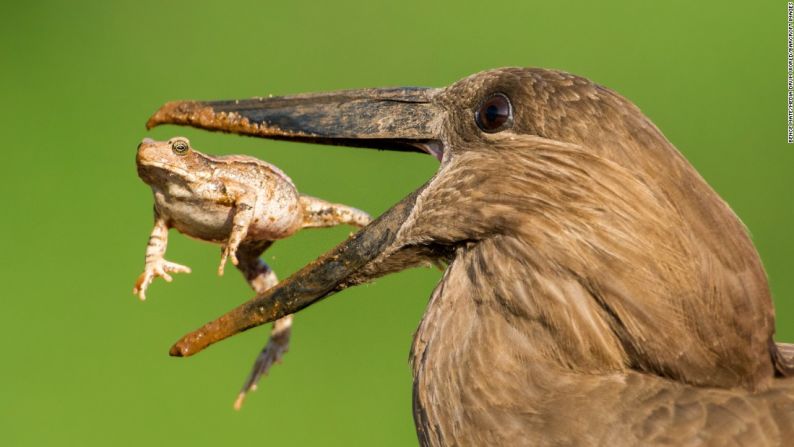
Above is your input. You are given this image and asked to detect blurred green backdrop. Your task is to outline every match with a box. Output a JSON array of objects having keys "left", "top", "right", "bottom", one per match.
[{"left": 1, "top": 1, "right": 790, "bottom": 445}]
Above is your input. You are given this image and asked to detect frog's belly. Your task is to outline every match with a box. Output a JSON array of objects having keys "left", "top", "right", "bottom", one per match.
[
  {"left": 156, "top": 196, "right": 302, "bottom": 243},
  {"left": 157, "top": 199, "right": 234, "bottom": 244}
]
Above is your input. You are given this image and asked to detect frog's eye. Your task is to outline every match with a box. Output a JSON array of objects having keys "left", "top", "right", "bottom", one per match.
[{"left": 171, "top": 140, "right": 189, "bottom": 155}]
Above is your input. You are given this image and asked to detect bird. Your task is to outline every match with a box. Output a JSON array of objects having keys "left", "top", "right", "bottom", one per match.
[{"left": 147, "top": 67, "right": 794, "bottom": 446}]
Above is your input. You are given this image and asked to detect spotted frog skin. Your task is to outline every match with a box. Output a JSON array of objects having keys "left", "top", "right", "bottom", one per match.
[{"left": 133, "top": 136, "right": 371, "bottom": 408}]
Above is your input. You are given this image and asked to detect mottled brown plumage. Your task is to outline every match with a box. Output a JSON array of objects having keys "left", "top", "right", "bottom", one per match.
[{"left": 149, "top": 68, "right": 794, "bottom": 446}]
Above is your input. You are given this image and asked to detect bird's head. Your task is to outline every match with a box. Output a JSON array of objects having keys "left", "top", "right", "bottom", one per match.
[{"left": 150, "top": 68, "right": 772, "bottom": 383}]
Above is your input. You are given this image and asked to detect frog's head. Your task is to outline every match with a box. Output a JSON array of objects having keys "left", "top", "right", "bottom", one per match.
[{"left": 136, "top": 136, "right": 211, "bottom": 186}]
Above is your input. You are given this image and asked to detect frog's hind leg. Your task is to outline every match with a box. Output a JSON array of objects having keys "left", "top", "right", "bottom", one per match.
[
  {"left": 299, "top": 195, "right": 371, "bottom": 229},
  {"left": 232, "top": 240, "right": 293, "bottom": 410}
]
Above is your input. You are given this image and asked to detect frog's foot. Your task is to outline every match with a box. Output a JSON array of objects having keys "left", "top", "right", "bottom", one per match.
[
  {"left": 233, "top": 314, "right": 292, "bottom": 410},
  {"left": 133, "top": 258, "right": 191, "bottom": 301},
  {"left": 218, "top": 244, "right": 240, "bottom": 276}
]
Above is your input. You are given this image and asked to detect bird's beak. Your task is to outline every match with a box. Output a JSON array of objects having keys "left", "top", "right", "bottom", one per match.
[
  {"left": 147, "top": 87, "right": 445, "bottom": 161},
  {"left": 147, "top": 87, "right": 445, "bottom": 357}
]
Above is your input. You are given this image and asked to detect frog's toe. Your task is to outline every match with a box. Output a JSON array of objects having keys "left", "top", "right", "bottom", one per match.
[
  {"left": 218, "top": 250, "right": 228, "bottom": 275},
  {"left": 133, "top": 272, "right": 154, "bottom": 300},
  {"left": 218, "top": 247, "right": 238, "bottom": 276},
  {"left": 157, "top": 260, "right": 191, "bottom": 283},
  {"left": 134, "top": 259, "right": 191, "bottom": 300},
  {"left": 162, "top": 260, "right": 192, "bottom": 275}
]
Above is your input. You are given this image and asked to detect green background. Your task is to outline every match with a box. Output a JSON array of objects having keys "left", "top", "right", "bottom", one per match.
[{"left": 1, "top": 1, "right": 790, "bottom": 445}]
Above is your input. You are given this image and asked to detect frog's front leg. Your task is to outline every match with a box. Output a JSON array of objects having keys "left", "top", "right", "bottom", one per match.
[
  {"left": 232, "top": 240, "right": 292, "bottom": 410},
  {"left": 133, "top": 210, "right": 191, "bottom": 301},
  {"left": 218, "top": 193, "right": 257, "bottom": 276},
  {"left": 299, "top": 195, "right": 371, "bottom": 229}
]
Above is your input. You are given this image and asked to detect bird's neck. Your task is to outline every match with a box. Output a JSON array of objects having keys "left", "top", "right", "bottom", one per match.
[
  {"left": 410, "top": 229, "right": 776, "bottom": 429},
  {"left": 411, "top": 237, "right": 628, "bottom": 383},
  {"left": 410, "top": 237, "right": 623, "bottom": 445}
]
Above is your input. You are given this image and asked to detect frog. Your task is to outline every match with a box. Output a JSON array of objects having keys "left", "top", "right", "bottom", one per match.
[{"left": 133, "top": 136, "right": 371, "bottom": 409}]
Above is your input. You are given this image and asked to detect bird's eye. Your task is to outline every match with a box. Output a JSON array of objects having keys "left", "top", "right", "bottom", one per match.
[
  {"left": 475, "top": 93, "right": 513, "bottom": 133},
  {"left": 171, "top": 140, "right": 189, "bottom": 155}
]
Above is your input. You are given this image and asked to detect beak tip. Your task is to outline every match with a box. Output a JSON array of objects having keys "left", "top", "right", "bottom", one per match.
[
  {"left": 146, "top": 100, "right": 205, "bottom": 131},
  {"left": 169, "top": 341, "right": 190, "bottom": 357},
  {"left": 146, "top": 99, "right": 268, "bottom": 137},
  {"left": 145, "top": 113, "right": 160, "bottom": 130}
]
